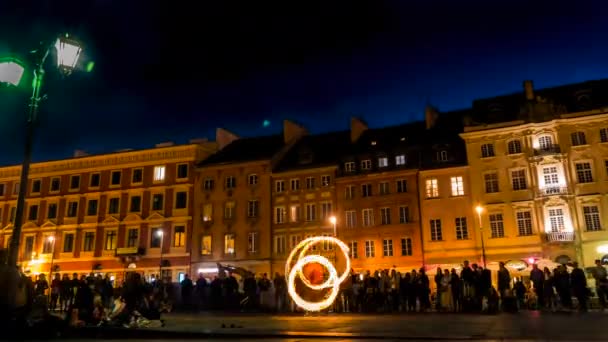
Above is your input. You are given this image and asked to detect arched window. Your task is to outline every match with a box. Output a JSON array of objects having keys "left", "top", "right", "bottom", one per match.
[
  {"left": 507, "top": 140, "right": 522, "bottom": 154},
  {"left": 538, "top": 135, "right": 553, "bottom": 150}
]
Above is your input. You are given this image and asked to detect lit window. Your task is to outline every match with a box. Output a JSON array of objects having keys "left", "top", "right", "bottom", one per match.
[
  {"left": 173, "top": 226, "right": 185, "bottom": 247},
  {"left": 201, "top": 235, "right": 212, "bottom": 255},
  {"left": 224, "top": 201, "right": 235, "bottom": 219},
  {"left": 153, "top": 166, "right": 166, "bottom": 181},
  {"left": 450, "top": 176, "right": 464, "bottom": 196},
  {"left": 548, "top": 208, "right": 565, "bottom": 232},
  {"left": 395, "top": 155, "right": 406, "bottom": 166},
  {"left": 104, "top": 230, "right": 117, "bottom": 250},
  {"left": 538, "top": 136, "right": 553, "bottom": 150},
  {"left": 150, "top": 228, "right": 162, "bottom": 248},
  {"left": 202, "top": 203, "right": 213, "bottom": 221},
  {"left": 425, "top": 178, "right": 439, "bottom": 198},
  {"left": 289, "top": 205, "right": 300, "bottom": 222},
  {"left": 378, "top": 157, "right": 388, "bottom": 168},
  {"left": 224, "top": 234, "right": 235, "bottom": 254}
]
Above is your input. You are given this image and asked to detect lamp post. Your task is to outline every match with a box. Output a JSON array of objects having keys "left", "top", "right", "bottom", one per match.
[
  {"left": 475, "top": 205, "right": 487, "bottom": 268},
  {"left": 47, "top": 236, "right": 56, "bottom": 301},
  {"left": 1, "top": 35, "right": 83, "bottom": 268},
  {"left": 329, "top": 216, "right": 337, "bottom": 237},
  {"left": 157, "top": 230, "right": 164, "bottom": 281}
]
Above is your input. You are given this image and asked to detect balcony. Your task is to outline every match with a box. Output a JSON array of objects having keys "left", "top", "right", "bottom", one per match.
[
  {"left": 536, "top": 186, "right": 569, "bottom": 197},
  {"left": 545, "top": 231, "right": 575, "bottom": 243},
  {"left": 533, "top": 144, "right": 561, "bottom": 156}
]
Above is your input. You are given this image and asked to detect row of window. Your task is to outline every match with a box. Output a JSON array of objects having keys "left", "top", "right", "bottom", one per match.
[
  {"left": 200, "top": 233, "right": 256, "bottom": 256},
  {"left": 481, "top": 161, "right": 600, "bottom": 194},
  {"left": 16, "top": 226, "right": 187, "bottom": 258},
  {"left": 424, "top": 176, "right": 465, "bottom": 199},
  {"left": 201, "top": 200, "right": 260, "bottom": 222},
  {"left": 343, "top": 154, "right": 408, "bottom": 172},
  {"left": 351, "top": 238, "right": 413, "bottom": 258},
  {"left": 3, "top": 191, "right": 188, "bottom": 224},
  {"left": 480, "top": 128, "right": 608, "bottom": 158},
  {"left": 344, "top": 206, "right": 410, "bottom": 227},
  {"left": 344, "top": 180, "right": 408, "bottom": 199},
  {"left": 274, "top": 202, "right": 333, "bottom": 224},
  {"left": 0, "top": 165, "right": 188, "bottom": 198}
]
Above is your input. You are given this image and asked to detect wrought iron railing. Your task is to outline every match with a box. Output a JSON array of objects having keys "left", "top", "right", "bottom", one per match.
[
  {"left": 533, "top": 144, "right": 561, "bottom": 156},
  {"left": 545, "top": 231, "right": 575, "bottom": 242}
]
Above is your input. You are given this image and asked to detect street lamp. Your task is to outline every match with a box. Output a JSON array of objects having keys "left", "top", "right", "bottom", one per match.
[
  {"left": 46, "top": 236, "right": 56, "bottom": 299},
  {"left": 0, "top": 35, "right": 84, "bottom": 268},
  {"left": 475, "top": 205, "right": 487, "bottom": 268},
  {"left": 329, "top": 216, "right": 337, "bottom": 236},
  {"left": 157, "top": 230, "right": 164, "bottom": 281},
  {"left": 0, "top": 58, "right": 25, "bottom": 86}
]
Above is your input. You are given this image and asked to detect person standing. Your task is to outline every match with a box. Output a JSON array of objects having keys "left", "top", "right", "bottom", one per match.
[
  {"left": 180, "top": 274, "right": 194, "bottom": 311},
  {"left": 50, "top": 273, "right": 61, "bottom": 311},
  {"left": 570, "top": 262, "right": 588, "bottom": 312},
  {"left": 529, "top": 264, "right": 544, "bottom": 309},
  {"left": 591, "top": 259, "right": 608, "bottom": 310}
]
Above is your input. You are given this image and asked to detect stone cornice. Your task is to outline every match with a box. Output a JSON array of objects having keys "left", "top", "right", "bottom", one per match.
[{"left": 0, "top": 144, "right": 212, "bottom": 180}]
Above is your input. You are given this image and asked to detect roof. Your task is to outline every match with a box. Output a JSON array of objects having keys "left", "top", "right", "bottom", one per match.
[
  {"left": 468, "top": 78, "right": 608, "bottom": 126},
  {"left": 272, "top": 130, "right": 351, "bottom": 172},
  {"left": 197, "top": 134, "right": 284, "bottom": 166}
]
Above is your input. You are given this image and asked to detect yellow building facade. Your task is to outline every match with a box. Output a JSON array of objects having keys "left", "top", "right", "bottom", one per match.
[{"left": 461, "top": 82, "right": 608, "bottom": 268}]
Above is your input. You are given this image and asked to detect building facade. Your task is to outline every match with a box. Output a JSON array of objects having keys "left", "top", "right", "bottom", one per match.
[
  {"left": 270, "top": 131, "right": 351, "bottom": 273},
  {"left": 335, "top": 119, "right": 424, "bottom": 272},
  {"left": 460, "top": 80, "right": 608, "bottom": 268},
  {"left": 192, "top": 122, "right": 306, "bottom": 276},
  {"left": 1, "top": 141, "right": 216, "bottom": 283}
]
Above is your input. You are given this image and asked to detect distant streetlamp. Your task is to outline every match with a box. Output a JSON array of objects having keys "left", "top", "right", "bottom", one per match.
[
  {"left": 157, "top": 230, "right": 165, "bottom": 280},
  {"left": 0, "top": 35, "right": 84, "bottom": 268},
  {"left": 475, "top": 205, "right": 487, "bottom": 268},
  {"left": 329, "top": 216, "right": 337, "bottom": 236}
]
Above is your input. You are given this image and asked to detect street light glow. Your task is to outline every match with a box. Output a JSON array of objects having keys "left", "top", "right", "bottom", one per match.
[
  {"left": 47, "top": 236, "right": 54, "bottom": 242},
  {"left": 329, "top": 216, "right": 337, "bottom": 225},
  {"left": 55, "top": 37, "right": 82, "bottom": 71},
  {"left": 0, "top": 59, "right": 25, "bottom": 86},
  {"left": 156, "top": 230, "right": 163, "bottom": 237},
  {"left": 475, "top": 205, "right": 484, "bottom": 215}
]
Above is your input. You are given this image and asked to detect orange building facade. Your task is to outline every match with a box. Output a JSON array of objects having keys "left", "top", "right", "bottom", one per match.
[{"left": 1, "top": 141, "right": 216, "bottom": 283}]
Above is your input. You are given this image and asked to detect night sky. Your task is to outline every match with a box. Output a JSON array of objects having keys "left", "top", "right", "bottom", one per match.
[{"left": 1, "top": 0, "right": 608, "bottom": 165}]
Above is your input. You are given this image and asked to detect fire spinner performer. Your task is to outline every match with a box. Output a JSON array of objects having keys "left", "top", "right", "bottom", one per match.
[{"left": 284, "top": 236, "right": 351, "bottom": 312}]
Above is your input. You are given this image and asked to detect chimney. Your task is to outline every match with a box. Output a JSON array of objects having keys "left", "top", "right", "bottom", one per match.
[
  {"left": 283, "top": 120, "right": 308, "bottom": 144},
  {"left": 425, "top": 105, "right": 439, "bottom": 130},
  {"left": 216, "top": 128, "right": 239, "bottom": 150},
  {"left": 524, "top": 80, "right": 534, "bottom": 100},
  {"left": 73, "top": 150, "right": 88, "bottom": 158},
  {"left": 350, "top": 117, "right": 368, "bottom": 143}
]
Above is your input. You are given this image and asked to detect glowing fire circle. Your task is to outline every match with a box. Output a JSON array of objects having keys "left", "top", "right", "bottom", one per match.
[{"left": 285, "top": 236, "right": 350, "bottom": 312}]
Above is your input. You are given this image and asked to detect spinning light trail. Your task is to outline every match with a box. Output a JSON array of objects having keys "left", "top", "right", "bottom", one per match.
[{"left": 285, "top": 236, "right": 350, "bottom": 312}]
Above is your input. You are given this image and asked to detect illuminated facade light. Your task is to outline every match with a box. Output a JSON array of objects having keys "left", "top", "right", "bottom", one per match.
[{"left": 0, "top": 58, "right": 25, "bottom": 86}]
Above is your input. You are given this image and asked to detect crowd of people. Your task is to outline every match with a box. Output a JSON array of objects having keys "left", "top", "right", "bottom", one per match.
[{"left": 22, "top": 258, "right": 608, "bottom": 328}]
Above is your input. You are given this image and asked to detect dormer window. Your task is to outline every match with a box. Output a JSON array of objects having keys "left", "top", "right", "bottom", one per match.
[
  {"left": 395, "top": 155, "right": 406, "bottom": 166},
  {"left": 378, "top": 157, "right": 388, "bottom": 168},
  {"left": 361, "top": 160, "right": 372, "bottom": 170},
  {"left": 344, "top": 162, "right": 355, "bottom": 172},
  {"left": 437, "top": 150, "right": 448, "bottom": 162},
  {"left": 371, "top": 141, "right": 377, "bottom": 146}
]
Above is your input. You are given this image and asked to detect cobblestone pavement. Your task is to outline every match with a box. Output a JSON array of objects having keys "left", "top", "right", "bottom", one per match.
[{"left": 153, "top": 311, "right": 608, "bottom": 340}]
